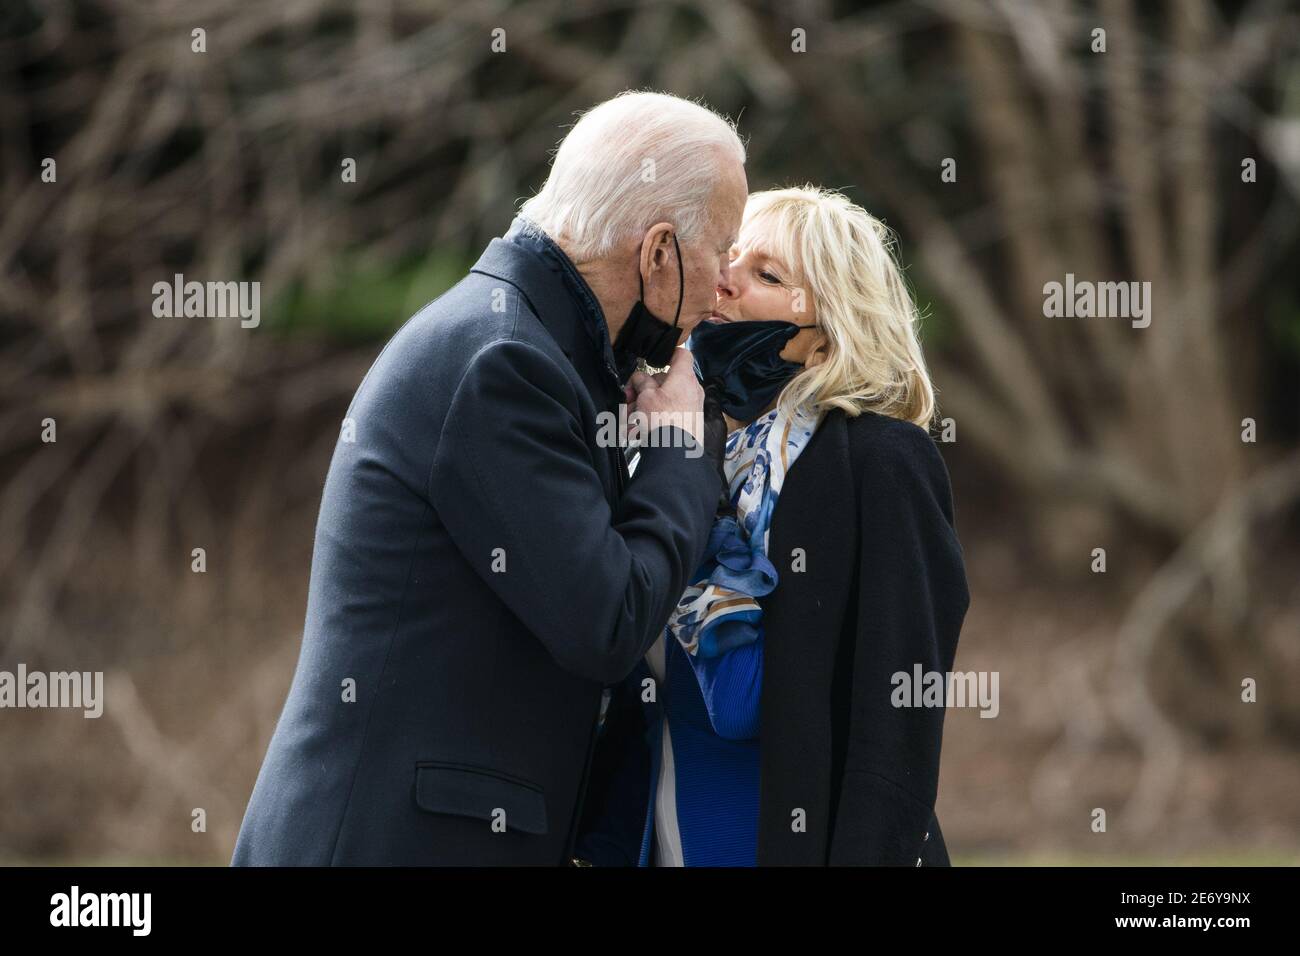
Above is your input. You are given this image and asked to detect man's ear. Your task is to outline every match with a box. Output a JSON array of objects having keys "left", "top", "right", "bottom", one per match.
[{"left": 639, "top": 222, "right": 676, "bottom": 281}]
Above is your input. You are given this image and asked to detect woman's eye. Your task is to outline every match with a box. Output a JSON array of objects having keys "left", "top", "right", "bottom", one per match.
[{"left": 759, "top": 271, "right": 780, "bottom": 284}]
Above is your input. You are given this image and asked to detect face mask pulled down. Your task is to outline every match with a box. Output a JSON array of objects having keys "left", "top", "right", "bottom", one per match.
[
  {"left": 688, "top": 318, "right": 817, "bottom": 421},
  {"left": 611, "top": 234, "right": 685, "bottom": 380}
]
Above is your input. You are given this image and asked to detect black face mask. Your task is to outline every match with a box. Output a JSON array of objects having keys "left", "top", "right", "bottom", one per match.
[
  {"left": 612, "top": 234, "right": 685, "bottom": 380},
  {"left": 688, "top": 318, "right": 819, "bottom": 421}
]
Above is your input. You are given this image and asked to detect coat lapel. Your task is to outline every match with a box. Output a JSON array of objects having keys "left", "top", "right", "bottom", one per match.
[{"left": 756, "top": 410, "right": 858, "bottom": 864}]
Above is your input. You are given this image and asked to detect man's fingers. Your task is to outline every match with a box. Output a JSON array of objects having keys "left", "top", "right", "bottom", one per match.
[
  {"left": 666, "top": 347, "right": 697, "bottom": 380},
  {"left": 628, "top": 370, "right": 658, "bottom": 395}
]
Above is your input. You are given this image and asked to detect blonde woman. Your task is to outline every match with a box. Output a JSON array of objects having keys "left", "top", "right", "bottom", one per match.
[{"left": 574, "top": 185, "right": 970, "bottom": 866}]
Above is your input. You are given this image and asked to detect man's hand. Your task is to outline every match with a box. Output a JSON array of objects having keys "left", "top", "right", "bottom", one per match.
[{"left": 627, "top": 347, "right": 704, "bottom": 444}]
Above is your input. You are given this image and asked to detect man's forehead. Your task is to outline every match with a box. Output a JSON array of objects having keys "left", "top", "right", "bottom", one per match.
[
  {"left": 719, "top": 164, "right": 748, "bottom": 211},
  {"left": 706, "top": 163, "right": 746, "bottom": 242},
  {"left": 717, "top": 195, "right": 746, "bottom": 241}
]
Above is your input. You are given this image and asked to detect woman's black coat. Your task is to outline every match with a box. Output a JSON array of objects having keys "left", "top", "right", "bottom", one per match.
[{"left": 575, "top": 406, "right": 970, "bottom": 866}]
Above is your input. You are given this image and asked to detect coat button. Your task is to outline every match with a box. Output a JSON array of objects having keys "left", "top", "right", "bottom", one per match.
[
  {"left": 915, "top": 856, "right": 922, "bottom": 866},
  {"left": 923, "top": 831, "right": 930, "bottom": 841}
]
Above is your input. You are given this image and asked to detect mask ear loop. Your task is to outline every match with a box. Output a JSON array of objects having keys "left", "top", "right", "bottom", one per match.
[
  {"left": 636, "top": 232, "right": 685, "bottom": 317},
  {"left": 670, "top": 233, "right": 684, "bottom": 328}
]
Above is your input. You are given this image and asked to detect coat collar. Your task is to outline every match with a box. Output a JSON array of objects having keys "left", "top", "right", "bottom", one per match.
[{"left": 469, "top": 216, "right": 625, "bottom": 406}]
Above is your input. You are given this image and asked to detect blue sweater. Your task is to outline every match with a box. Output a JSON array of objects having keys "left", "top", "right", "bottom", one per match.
[{"left": 635, "top": 630, "right": 764, "bottom": 866}]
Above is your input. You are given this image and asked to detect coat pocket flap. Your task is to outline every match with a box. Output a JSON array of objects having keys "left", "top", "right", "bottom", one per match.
[{"left": 414, "top": 762, "right": 548, "bottom": 835}]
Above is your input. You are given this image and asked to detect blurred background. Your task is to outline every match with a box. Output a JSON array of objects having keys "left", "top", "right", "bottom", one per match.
[{"left": 1, "top": 0, "right": 1297, "bottom": 864}]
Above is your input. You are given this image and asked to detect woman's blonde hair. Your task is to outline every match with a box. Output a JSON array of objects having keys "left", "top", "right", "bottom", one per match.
[{"left": 743, "top": 185, "right": 936, "bottom": 428}]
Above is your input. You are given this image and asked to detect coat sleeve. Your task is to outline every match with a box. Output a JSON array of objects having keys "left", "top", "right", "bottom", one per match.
[
  {"left": 428, "top": 337, "right": 721, "bottom": 685},
  {"left": 827, "top": 421, "right": 969, "bottom": 865}
]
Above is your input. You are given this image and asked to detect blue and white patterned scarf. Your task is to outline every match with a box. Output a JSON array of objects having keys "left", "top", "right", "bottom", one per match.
[{"left": 666, "top": 401, "right": 822, "bottom": 658}]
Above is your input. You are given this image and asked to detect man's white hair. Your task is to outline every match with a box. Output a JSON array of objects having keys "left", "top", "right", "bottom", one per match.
[{"left": 519, "top": 91, "right": 746, "bottom": 262}]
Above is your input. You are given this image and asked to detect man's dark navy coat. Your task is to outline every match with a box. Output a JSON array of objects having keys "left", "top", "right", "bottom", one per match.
[{"left": 231, "top": 217, "right": 720, "bottom": 865}]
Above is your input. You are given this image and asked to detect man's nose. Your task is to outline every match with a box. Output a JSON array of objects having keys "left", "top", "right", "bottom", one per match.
[{"left": 717, "top": 261, "right": 739, "bottom": 300}]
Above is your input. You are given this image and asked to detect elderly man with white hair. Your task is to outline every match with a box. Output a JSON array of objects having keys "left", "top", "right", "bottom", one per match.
[{"left": 232, "top": 91, "right": 747, "bottom": 866}]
